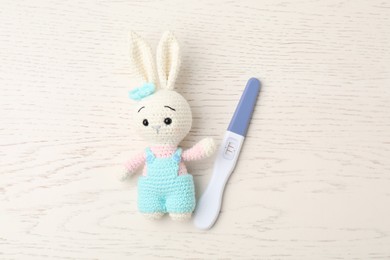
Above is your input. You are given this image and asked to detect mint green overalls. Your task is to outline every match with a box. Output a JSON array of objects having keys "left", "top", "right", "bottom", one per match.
[{"left": 137, "top": 147, "right": 196, "bottom": 214}]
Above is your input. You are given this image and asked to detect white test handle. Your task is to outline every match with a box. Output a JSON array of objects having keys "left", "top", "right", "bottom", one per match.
[{"left": 193, "top": 131, "right": 244, "bottom": 230}]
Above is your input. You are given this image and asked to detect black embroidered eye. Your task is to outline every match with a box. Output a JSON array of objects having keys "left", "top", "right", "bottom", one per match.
[
  {"left": 142, "top": 119, "right": 149, "bottom": 126},
  {"left": 164, "top": 118, "right": 172, "bottom": 125}
]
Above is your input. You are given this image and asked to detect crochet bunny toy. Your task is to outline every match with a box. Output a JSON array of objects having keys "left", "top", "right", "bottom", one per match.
[{"left": 122, "top": 31, "right": 216, "bottom": 221}]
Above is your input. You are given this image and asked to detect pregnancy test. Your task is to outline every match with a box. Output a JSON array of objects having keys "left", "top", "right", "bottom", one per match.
[{"left": 193, "top": 78, "right": 261, "bottom": 230}]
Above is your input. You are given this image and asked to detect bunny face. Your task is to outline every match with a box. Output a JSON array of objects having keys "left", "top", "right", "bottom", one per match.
[{"left": 133, "top": 90, "right": 192, "bottom": 145}]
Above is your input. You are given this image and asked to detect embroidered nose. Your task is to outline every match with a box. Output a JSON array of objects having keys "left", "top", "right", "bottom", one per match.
[{"left": 152, "top": 125, "right": 161, "bottom": 134}]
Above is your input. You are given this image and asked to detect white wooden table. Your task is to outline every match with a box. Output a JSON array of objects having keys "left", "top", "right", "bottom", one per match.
[{"left": 1, "top": 0, "right": 390, "bottom": 259}]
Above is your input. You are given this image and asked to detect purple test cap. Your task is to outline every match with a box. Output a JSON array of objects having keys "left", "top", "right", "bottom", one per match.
[{"left": 227, "top": 78, "right": 261, "bottom": 137}]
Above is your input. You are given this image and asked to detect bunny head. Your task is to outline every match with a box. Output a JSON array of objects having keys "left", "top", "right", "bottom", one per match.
[{"left": 129, "top": 32, "right": 192, "bottom": 146}]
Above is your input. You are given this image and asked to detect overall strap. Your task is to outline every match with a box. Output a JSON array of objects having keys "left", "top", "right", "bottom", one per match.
[
  {"left": 145, "top": 147, "right": 156, "bottom": 163},
  {"left": 172, "top": 148, "right": 182, "bottom": 163}
]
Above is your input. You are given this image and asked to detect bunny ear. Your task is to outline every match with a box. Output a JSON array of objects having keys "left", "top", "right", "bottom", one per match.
[
  {"left": 131, "top": 32, "right": 158, "bottom": 86},
  {"left": 156, "top": 31, "right": 181, "bottom": 90}
]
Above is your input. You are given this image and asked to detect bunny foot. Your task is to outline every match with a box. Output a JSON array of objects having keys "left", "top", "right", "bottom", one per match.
[{"left": 169, "top": 213, "right": 192, "bottom": 221}]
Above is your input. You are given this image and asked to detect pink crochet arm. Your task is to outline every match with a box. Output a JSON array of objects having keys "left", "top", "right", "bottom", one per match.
[
  {"left": 182, "top": 138, "right": 216, "bottom": 161},
  {"left": 124, "top": 152, "right": 146, "bottom": 175}
]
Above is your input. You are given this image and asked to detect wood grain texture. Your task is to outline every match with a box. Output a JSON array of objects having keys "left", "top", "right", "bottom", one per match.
[{"left": 1, "top": 0, "right": 390, "bottom": 259}]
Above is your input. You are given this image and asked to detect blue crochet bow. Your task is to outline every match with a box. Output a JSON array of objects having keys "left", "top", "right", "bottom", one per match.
[{"left": 129, "top": 82, "right": 156, "bottom": 101}]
